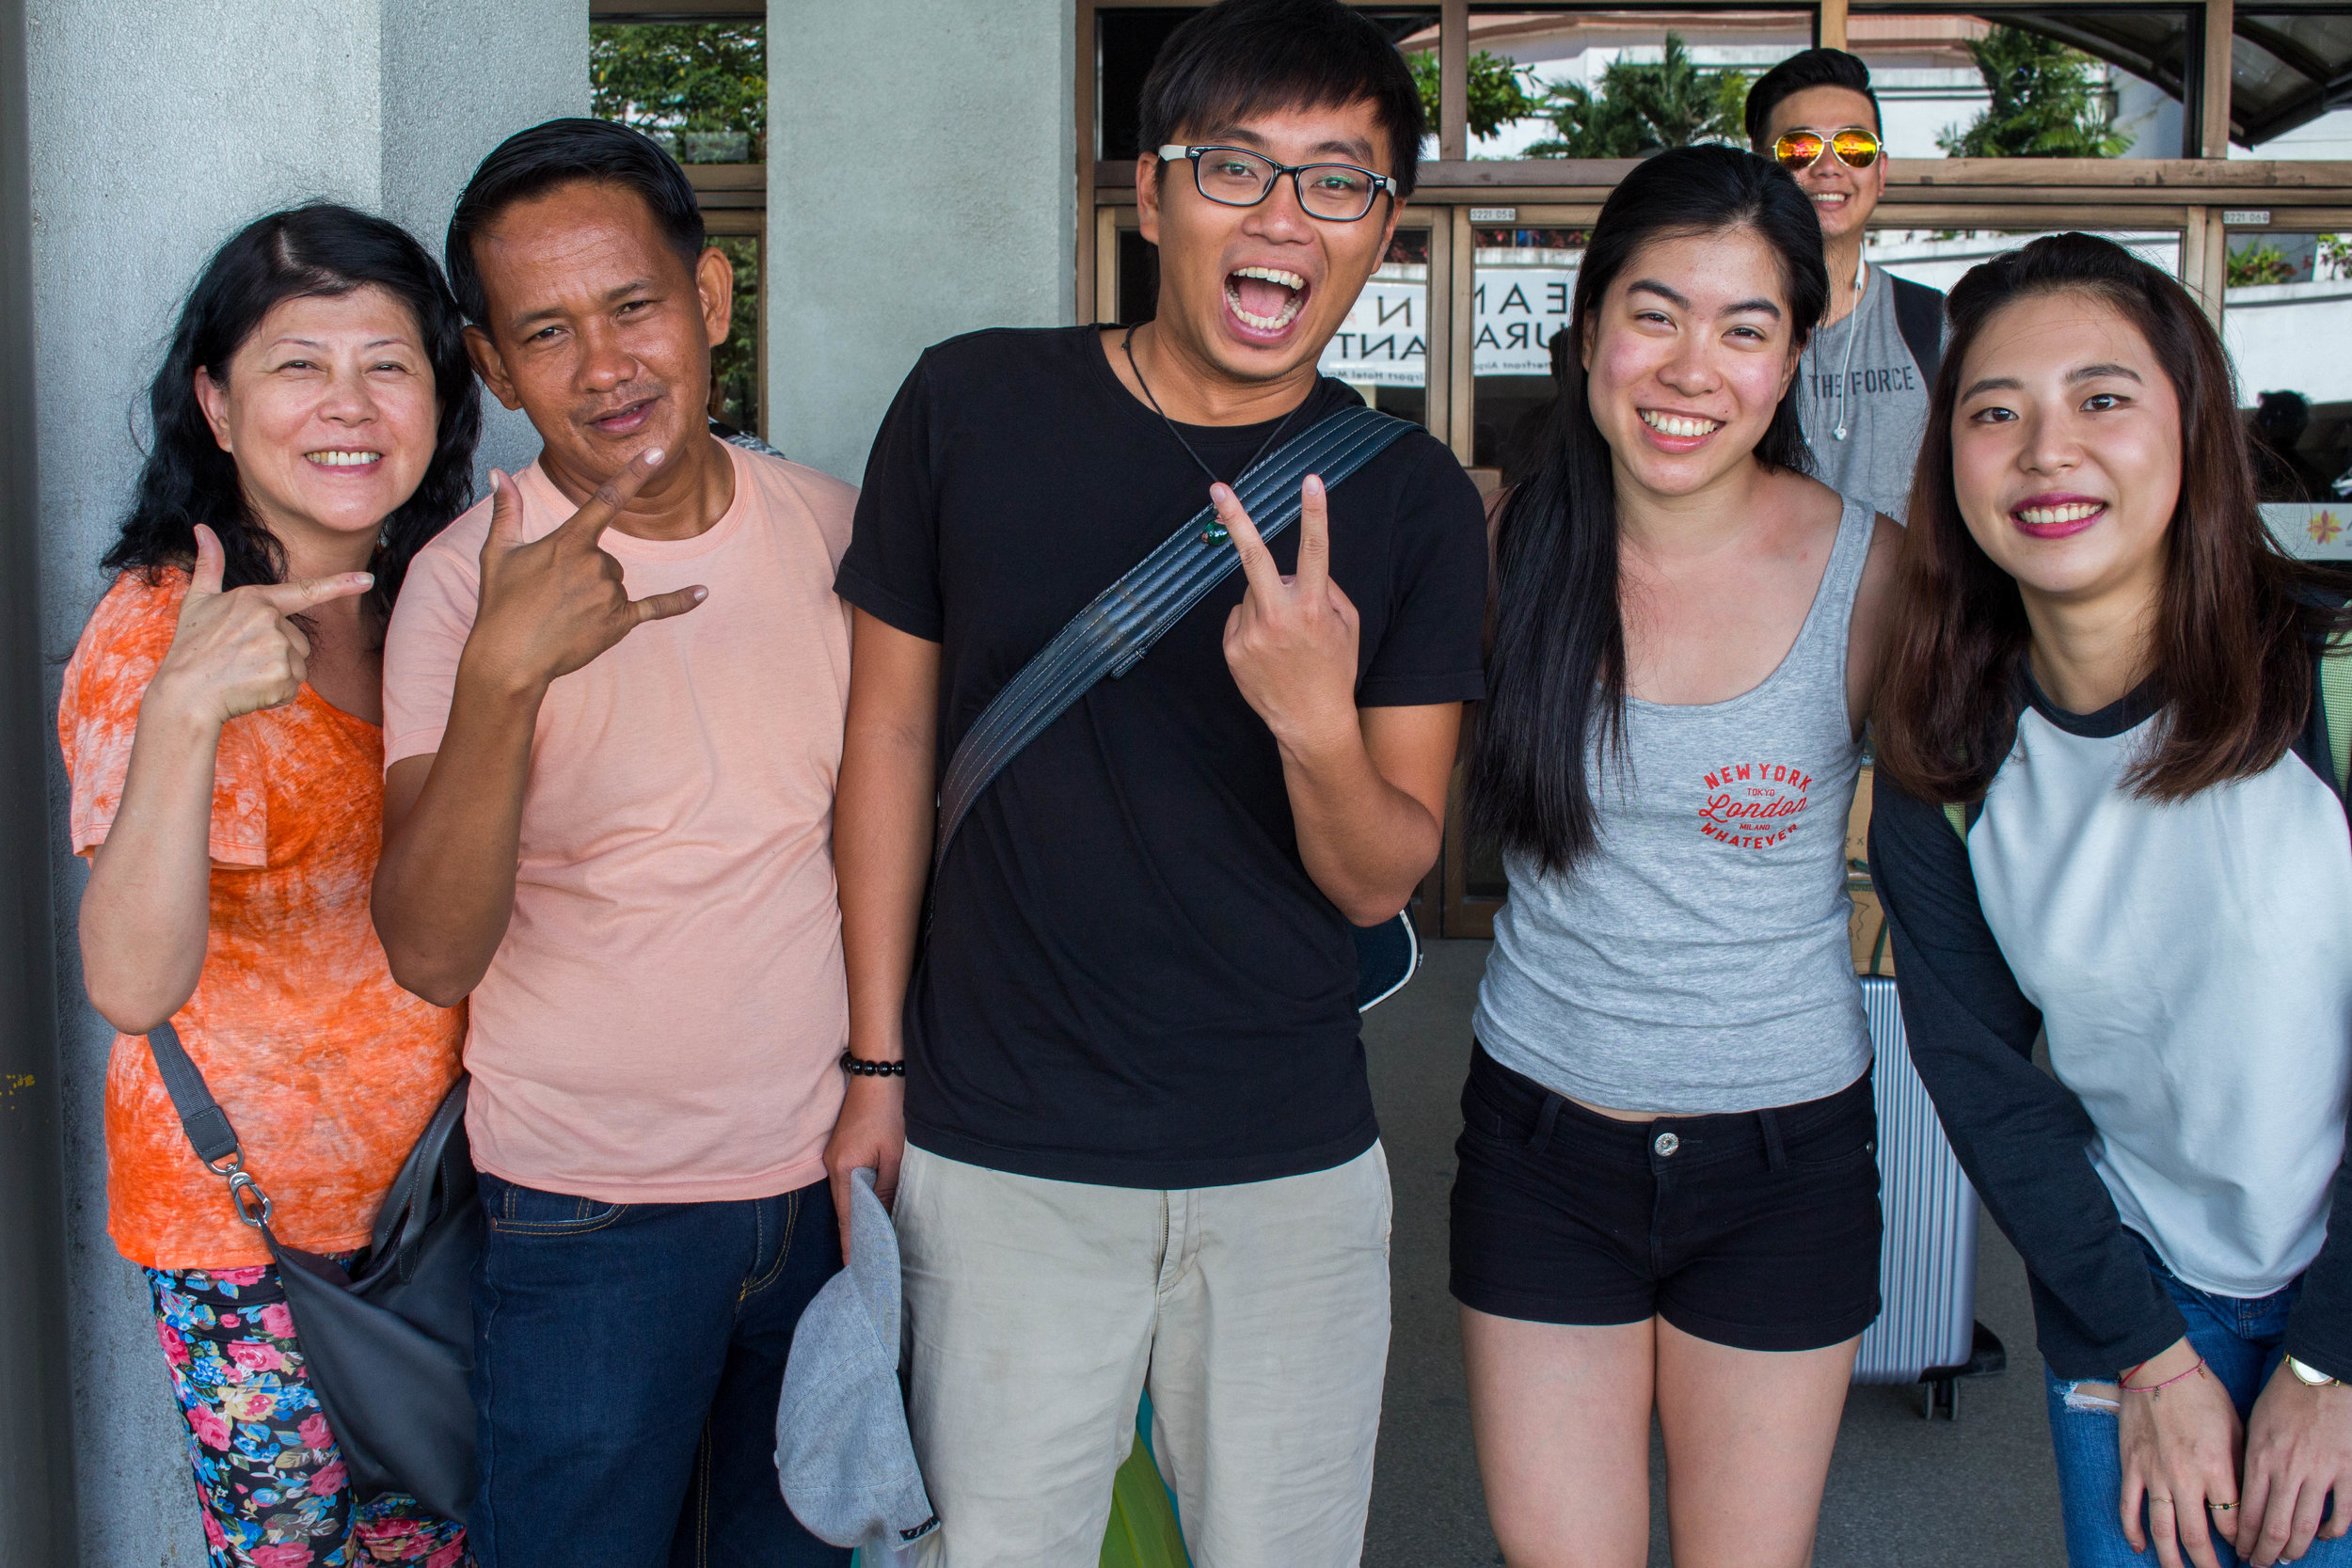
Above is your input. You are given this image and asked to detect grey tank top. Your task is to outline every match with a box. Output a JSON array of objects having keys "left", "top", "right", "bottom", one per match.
[{"left": 1473, "top": 494, "right": 1874, "bottom": 1114}]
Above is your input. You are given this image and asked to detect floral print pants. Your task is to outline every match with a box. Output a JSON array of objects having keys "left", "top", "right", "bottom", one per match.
[{"left": 146, "top": 1263, "right": 469, "bottom": 1567}]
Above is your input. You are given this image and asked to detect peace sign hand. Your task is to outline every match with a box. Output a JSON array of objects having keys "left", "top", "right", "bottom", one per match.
[
  {"left": 1216, "top": 473, "right": 1360, "bottom": 753},
  {"left": 463, "top": 448, "right": 707, "bottom": 695},
  {"left": 151, "top": 524, "right": 373, "bottom": 728}
]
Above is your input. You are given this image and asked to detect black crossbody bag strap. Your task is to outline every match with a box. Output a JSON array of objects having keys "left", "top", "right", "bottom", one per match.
[
  {"left": 146, "top": 1022, "right": 276, "bottom": 1227},
  {"left": 933, "top": 404, "right": 1414, "bottom": 866}
]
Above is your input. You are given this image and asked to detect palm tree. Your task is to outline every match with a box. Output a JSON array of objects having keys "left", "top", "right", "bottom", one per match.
[{"left": 1527, "top": 36, "right": 1751, "bottom": 158}]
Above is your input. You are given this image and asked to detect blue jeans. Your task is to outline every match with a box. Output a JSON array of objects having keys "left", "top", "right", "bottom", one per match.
[
  {"left": 468, "top": 1171, "right": 850, "bottom": 1568},
  {"left": 2047, "top": 1245, "right": 2351, "bottom": 1567}
]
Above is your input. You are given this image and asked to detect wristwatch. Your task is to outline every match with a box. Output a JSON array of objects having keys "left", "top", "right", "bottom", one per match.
[{"left": 2287, "top": 1354, "right": 2343, "bottom": 1387}]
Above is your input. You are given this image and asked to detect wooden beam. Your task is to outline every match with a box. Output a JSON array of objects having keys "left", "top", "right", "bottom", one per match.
[
  {"left": 2184, "top": 205, "right": 2229, "bottom": 325},
  {"left": 592, "top": 0, "right": 759, "bottom": 15},
  {"left": 2202, "top": 0, "right": 2237, "bottom": 157},
  {"left": 1448, "top": 206, "right": 1474, "bottom": 467},
  {"left": 1439, "top": 0, "right": 1469, "bottom": 162},
  {"left": 1103, "top": 157, "right": 2352, "bottom": 204},
  {"left": 1095, "top": 207, "right": 1121, "bottom": 325},
  {"left": 1076, "top": 0, "right": 1098, "bottom": 324},
  {"left": 1819, "top": 0, "right": 1848, "bottom": 52},
  {"left": 1425, "top": 215, "right": 1454, "bottom": 459}
]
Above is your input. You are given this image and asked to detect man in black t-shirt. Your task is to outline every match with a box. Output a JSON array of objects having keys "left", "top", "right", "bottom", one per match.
[{"left": 825, "top": 2, "right": 1486, "bottom": 1560}]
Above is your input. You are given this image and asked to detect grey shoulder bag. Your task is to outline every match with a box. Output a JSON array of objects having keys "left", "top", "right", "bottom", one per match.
[
  {"left": 147, "top": 1023, "right": 481, "bottom": 1519},
  {"left": 934, "top": 402, "right": 1423, "bottom": 1010}
]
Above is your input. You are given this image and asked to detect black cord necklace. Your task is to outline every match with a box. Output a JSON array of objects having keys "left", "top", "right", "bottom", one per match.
[{"left": 1123, "top": 324, "right": 1302, "bottom": 543}]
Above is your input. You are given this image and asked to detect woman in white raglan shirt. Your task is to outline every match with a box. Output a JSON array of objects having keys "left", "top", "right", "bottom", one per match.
[{"left": 1870, "top": 232, "right": 2352, "bottom": 1568}]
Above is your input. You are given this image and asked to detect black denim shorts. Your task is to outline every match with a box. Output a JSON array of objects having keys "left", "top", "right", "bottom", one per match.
[{"left": 1449, "top": 1041, "right": 1883, "bottom": 1353}]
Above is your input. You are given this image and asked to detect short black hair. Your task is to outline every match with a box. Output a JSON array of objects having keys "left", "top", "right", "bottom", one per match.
[
  {"left": 1744, "top": 48, "right": 1881, "bottom": 150},
  {"left": 445, "top": 117, "right": 706, "bottom": 328},
  {"left": 1138, "top": 0, "right": 1425, "bottom": 199}
]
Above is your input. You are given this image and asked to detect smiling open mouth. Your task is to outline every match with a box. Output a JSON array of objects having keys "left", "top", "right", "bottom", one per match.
[
  {"left": 2016, "top": 501, "right": 2103, "bottom": 527},
  {"left": 305, "top": 450, "right": 382, "bottom": 467},
  {"left": 589, "top": 398, "right": 659, "bottom": 435},
  {"left": 1640, "top": 410, "right": 1723, "bottom": 438},
  {"left": 2011, "top": 499, "right": 2107, "bottom": 539},
  {"left": 1227, "top": 265, "right": 1309, "bottom": 334}
]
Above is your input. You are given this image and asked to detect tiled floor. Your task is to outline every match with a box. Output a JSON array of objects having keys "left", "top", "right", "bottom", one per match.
[{"left": 1360, "top": 939, "right": 2065, "bottom": 1566}]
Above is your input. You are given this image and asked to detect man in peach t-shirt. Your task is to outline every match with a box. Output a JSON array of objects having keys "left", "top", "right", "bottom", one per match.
[{"left": 373, "top": 119, "right": 855, "bottom": 1567}]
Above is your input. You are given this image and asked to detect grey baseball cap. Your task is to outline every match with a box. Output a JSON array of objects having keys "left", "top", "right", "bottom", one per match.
[{"left": 775, "top": 1167, "right": 939, "bottom": 1551}]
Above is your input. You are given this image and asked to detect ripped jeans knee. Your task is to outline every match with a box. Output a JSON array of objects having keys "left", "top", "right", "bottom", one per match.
[{"left": 2056, "top": 1379, "right": 2122, "bottom": 1415}]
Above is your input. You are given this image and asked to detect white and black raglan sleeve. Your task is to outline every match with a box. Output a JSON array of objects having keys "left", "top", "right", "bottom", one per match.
[
  {"left": 1869, "top": 777, "right": 2189, "bottom": 1379},
  {"left": 2284, "top": 705, "right": 2352, "bottom": 1381}
]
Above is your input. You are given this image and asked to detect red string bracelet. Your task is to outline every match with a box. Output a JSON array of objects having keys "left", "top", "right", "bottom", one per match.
[{"left": 2121, "top": 1357, "right": 2208, "bottom": 1397}]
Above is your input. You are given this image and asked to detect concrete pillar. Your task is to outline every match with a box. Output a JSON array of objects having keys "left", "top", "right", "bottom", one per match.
[
  {"left": 766, "top": 0, "right": 1077, "bottom": 483},
  {"left": 14, "top": 2, "right": 583, "bottom": 1559},
  {"left": 0, "top": 0, "right": 75, "bottom": 1563}
]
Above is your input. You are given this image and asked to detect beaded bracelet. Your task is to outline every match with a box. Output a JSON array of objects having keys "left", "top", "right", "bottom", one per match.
[
  {"left": 839, "top": 1050, "right": 905, "bottom": 1077},
  {"left": 2121, "top": 1356, "right": 2208, "bottom": 1398}
]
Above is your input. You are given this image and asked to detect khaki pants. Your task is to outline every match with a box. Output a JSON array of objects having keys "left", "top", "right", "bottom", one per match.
[{"left": 897, "top": 1143, "right": 1392, "bottom": 1568}]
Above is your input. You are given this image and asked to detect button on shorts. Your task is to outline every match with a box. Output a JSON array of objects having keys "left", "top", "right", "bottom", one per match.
[{"left": 1449, "top": 1041, "right": 1883, "bottom": 1353}]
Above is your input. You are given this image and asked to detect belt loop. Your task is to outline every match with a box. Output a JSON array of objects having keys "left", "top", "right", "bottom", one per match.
[
  {"left": 1528, "top": 1092, "right": 1565, "bottom": 1157},
  {"left": 1759, "top": 1106, "right": 1788, "bottom": 1172}
]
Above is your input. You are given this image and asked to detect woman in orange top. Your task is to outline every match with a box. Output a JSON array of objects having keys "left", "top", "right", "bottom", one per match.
[{"left": 57, "top": 203, "right": 480, "bottom": 1568}]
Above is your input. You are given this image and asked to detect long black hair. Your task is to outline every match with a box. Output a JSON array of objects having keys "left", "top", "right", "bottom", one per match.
[
  {"left": 102, "top": 202, "right": 481, "bottom": 615},
  {"left": 1468, "top": 145, "right": 1828, "bottom": 874}
]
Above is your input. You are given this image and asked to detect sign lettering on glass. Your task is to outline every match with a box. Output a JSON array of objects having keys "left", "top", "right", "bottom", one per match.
[{"left": 1319, "top": 262, "right": 1582, "bottom": 386}]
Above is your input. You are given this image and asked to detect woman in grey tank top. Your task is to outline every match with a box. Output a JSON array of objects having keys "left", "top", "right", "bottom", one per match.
[{"left": 1451, "top": 147, "right": 1904, "bottom": 1568}]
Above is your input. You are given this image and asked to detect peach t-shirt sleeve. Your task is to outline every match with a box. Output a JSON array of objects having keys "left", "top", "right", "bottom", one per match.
[
  {"left": 382, "top": 506, "right": 489, "bottom": 767},
  {"left": 58, "top": 572, "right": 266, "bottom": 868}
]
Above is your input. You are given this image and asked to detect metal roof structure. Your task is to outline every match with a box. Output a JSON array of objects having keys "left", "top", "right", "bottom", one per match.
[{"left": 1956, "top": 7, "right": 2352, "bottom": 148}]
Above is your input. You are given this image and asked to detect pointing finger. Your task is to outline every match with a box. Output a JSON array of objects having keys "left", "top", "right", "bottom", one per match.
[
  {"left": 554, "top": 445, "right": 666, "bottom": 550},
  {"left": 1211, "top": 484, "right": 1284, "bottom": 602},
  {"left": 189, "top": 525, "right": 226, "bottom": 596},
  {"left": 1295, "top": 474, "right": 1330, "bottom": 597},
  {"left": 627, "top": 584, "right": 707, "bottom": 626},
  {"left": 255, "top": 572, "right": 374, "bottom": 614}
]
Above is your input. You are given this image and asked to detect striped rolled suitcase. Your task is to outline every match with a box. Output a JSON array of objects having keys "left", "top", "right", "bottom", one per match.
[{"left": 1851, "top": 974, "right": 2007, "bottom": 1418}]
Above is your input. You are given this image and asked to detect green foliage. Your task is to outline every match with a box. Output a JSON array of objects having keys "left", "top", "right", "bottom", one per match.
[
  {"left": 2228, "top": 241, "right": 2296, "bottom": 288},
  {"left": 1412, "top": 49, "right": 1542, "bottom": 142},
  {"left": 1523, "top": 37, "right": 1751, "bottom": 159},
  {"left": 1936, "top": 26, "right": 2127, "bottom": 159},
  {"left": 2321, "top": 233, "right": 2352, "bottom": 280},
  {"left": 591, "top": 22, "right": 766, "bottom": 160},
  {"left": 709, "top": 237, "right": 760, "bottom": 429}
]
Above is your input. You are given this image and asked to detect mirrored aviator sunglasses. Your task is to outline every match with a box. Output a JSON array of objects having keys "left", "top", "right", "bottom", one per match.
[{"left": 1772, "top": 127, "right": 1882, "bottom": 171}]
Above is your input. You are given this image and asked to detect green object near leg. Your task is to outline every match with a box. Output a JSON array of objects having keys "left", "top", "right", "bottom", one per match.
[
  {"left": 853, "top": 1398, "right": 1191, "bottom": 1567},
  {"left": 1100, "top": 1433, "right": 1190, "bottom": 1568}
]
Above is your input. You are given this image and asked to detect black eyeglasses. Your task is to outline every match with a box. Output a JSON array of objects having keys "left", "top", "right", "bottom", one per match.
[{"left": 1156, "top": 144, "right": 1396, "bottom": 223}]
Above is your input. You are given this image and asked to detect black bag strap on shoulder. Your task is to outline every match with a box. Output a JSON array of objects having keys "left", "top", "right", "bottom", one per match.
[
  {"left": 149, "top": 1021, "right": 275, "bottom": 1225},
  {"left": 933, "top": 402, "right": 1415, "bottom": 864},
  {"left": 1889, "top": 275, "right": 1946, "bottom": 386}
]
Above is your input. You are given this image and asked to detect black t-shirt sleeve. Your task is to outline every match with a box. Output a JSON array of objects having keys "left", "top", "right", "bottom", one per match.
[
  {"left": 836, "top": 355, "right": 944, "bottom": 641},
  {"left": 1869, "top": 777, "right": 2187, "bottom": 1379},
  {"left": 1356, "top": 441, "right": 1487, "bottom": 708}
]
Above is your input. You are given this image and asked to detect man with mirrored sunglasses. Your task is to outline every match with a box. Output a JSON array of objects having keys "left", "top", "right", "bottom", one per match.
[{"left": 1746, "top": 47, "right": 1947, "bottom": 522}]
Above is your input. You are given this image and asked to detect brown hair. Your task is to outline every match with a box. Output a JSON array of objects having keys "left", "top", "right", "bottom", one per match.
[{"left": 1873, "top": 231, "right": 2352, "bottom": 804}]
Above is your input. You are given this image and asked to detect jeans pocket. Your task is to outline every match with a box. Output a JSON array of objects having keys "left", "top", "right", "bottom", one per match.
[
  {"left": 1783, "top": 1096, "right": 1881, "bottom": 1172},
  {"left": 482, "top": 1175, "right": 628, "bottom": 1236}
]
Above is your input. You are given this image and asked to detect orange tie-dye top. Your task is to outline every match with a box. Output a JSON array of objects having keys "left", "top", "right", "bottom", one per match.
[{"left": 57, "top": 569, "right": 464, "bottom": 1270}]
